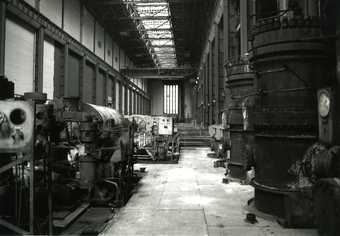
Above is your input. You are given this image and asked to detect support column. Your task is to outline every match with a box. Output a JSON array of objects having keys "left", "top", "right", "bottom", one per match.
[
  {"left": 36, "top": 27, "right": 44, "bottom": 93},
  {"left": 112, "top": 76, "right": 116, "bottom": 109},
  {"left": 223, "top": 0, "right": 229, "bottom": 65},
  {"left": 205, "top": 62, "right": 209, "bottom": 126},
  {"left": 63, "top": 44, "right": 69, "bottom": 97},
  {"left": 103, "top": 72, "right": 107, "bottom": 106},
  {"left": 129, "top": 88, "right": 132, "bottom": 115},
  {"left": 223, "top": 0, "right": 232, "bottom": 115},
  {"left": 124, "top": 83, "right": 128, "bottom": 114},
  {"left": 118, "top": 81, "right": 122, "bottom": 113},
  {"left": 209, "top": 42, "right": 214, "bottom": 125},
  {"left": 0, "top": 1, "right": 6, "bottom": 77},
  {"left": 214, "top": 24, "right": 220, "bottom": 124},
  {"left": 80, "top": 56, "right": 86, "bottom": 102}
]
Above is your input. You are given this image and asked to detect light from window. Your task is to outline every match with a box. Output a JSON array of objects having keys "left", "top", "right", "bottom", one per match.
[{"left": 164, "top": 84, "right": 178, "bottom": 114}]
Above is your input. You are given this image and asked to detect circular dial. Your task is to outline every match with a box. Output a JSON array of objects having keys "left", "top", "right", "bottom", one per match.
[{"left": 318, "top": 92, "right": 330, "bottom": 118}]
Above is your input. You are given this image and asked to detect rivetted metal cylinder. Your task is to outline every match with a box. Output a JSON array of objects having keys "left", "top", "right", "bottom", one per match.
[
  {"left": 225, "top": 63, "right": 256, "bottom": 180},
  {"left": 250, "top": 13, "right": 335, "bottom": 220}
]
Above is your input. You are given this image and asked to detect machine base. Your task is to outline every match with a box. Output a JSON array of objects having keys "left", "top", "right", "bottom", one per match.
[{"left": 252, "top": 181, "right": 315, "bottom": 228}]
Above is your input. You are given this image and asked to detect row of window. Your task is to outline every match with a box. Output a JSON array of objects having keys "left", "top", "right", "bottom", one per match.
[{"left": 22, "top": 0, "right": 147, "bottom": 92}]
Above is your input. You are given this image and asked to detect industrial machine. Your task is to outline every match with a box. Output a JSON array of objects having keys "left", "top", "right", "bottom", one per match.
[
  {"left": 224, "top": 60, "right": 256, "bottom": 181},
  {"left": 128, "top": 115, "right": 180, "bottom": 163},
  {"left": 241, "top": 0, "right": 338, "bottom": 230},
  {"left": 0, "top": 78, "right": 137, "bottom": 235}
]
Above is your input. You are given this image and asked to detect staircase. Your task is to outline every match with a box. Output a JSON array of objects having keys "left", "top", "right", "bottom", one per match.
[{"left": 177, "top": 123, "right": 212, "bottom": 148}]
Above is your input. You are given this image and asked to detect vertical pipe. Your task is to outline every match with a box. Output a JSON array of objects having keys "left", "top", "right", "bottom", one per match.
[
  {"left": 0, "top": 1, "right": 6, "bottom": 77},
  {"left": 240, "top": 0, "right": 248, "bottom": 58}
]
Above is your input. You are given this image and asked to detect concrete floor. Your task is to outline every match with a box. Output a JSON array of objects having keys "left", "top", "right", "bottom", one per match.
[{"left": 101, "top": 148, "right": 318, "bottom": 236}]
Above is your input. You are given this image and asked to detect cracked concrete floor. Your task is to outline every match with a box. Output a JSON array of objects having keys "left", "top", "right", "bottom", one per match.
[{"left": 101, "top": 148, "right": 318, "bottom": 236}]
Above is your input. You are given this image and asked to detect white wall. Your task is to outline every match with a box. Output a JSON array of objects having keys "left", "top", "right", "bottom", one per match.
[
  {"left": 105, "top": 33, "right": 113, "bottom": 66},
  {"left": 63, "top": 0, "right": 81, "bottom": 41},
  {"left": 82, "top": 7, "right": 95, "bottom": 51},
  {"left": 5, "top": 19, "right": 35, "bottom": 95},
  {"left": 43, "top": 40, "right": 55, "bottom": 99},
  {"left": 40, "top": 0, "right": 63, "bottom": 27},
  {"left": 95, "top": 22, "right": 105, "bottom": 60}
]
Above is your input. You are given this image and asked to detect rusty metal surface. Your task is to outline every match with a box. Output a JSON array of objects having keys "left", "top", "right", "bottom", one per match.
[
  {"left": 225, "top": 63, "right": 256, "bottom": 180},
  {"left": 249, "top": 10, "right": 335, "bottom": 222}
]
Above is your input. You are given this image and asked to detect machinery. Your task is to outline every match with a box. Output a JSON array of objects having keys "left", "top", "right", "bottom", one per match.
[
  {"left": 241, "top": 0, "right": 338, "bottom": 230},
  {"left": 0, "top": 78, "right": 137, "bottom": 235},
  {"left": 128, "top": 115, "right": 180, "bottom": 163}
]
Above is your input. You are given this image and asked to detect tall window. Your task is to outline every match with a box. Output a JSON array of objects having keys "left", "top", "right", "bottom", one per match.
[{"left": 164, "top": 84, "right": 179, "bottom": 115}]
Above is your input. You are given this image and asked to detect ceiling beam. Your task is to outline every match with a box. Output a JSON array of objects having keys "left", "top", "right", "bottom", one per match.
[
  {"left": 122, "top": 67, "right": 196, "bottom": 79},
  {"left": 95, "top": 0, "right": 193, "bottom": 5},
  {"left": 118, "top": 16, "right": 170, "bottom": 21}
]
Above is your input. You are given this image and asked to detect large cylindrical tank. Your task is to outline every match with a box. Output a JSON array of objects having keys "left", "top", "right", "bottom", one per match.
[
  {"left": 225, "top": 63, "right": 256, "bottom": 180},
  {"left": 250, "top": 14, "right": 334, "bottom": 221}
]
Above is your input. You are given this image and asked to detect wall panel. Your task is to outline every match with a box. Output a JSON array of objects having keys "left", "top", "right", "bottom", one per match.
[
  {"left": 64, "top": 0, "right": 81, "bottom": 41},
  {"left": 105, "top": 33, "right": 113, "bottom": 66},
  {"left": 82, "top": 7, "right": 95, "bottom": 51},
  {"left": 96, "top": 70, "right": 105, "bottom": 105},
  {"left": 115, "top": 81, "right": 120, "bottom": 110},
  {"left": 113, "top": 42, "right": 119, "bottom": 70},
  {"left": 149, "top": 80, "right": 164, "bottom": 115},
  {"left": 83, "top": 61, "right": 95, "bottom": 103},
  {"left": 40, "top": 0, "right": 62, "bottom": 27},
  {"left": 43, "top": 40, "right": 55, "bottom": 99},
  {"left": 95, "top": 22, "right": 105, "bottom": 60},
  {"left": 5, "top": 19, "right": 35, "bottom": 95},
  {"left": 119, "top": 49, "right": 126, "bottom": 69},
  {"left": 106, "top": 77, "right": 113, "bottom": 107},
  {"left": 66, "top": 53, "right": 80, "bottom": 97}
]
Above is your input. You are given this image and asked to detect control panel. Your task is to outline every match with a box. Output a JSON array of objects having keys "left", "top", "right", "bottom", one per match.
[{"left": 157, "top": 116, "right": 173, "bottom": 136}]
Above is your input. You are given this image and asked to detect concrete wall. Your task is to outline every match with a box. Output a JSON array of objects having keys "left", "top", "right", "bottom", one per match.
[{"left": 149, "top": 80, "right": 164, "bottom": 116}]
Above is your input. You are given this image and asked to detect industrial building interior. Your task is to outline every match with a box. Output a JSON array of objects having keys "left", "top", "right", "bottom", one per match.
[{"left": 0, "top": 0, "right": 338, "bottom": 235}]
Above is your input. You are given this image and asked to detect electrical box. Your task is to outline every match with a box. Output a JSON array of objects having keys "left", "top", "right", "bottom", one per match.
[
  {"left": 0, "top": 101, "right": 34, "bottom": 153},
  {"left": 157, "top": 116, "right": 173, "bottom": 136}
]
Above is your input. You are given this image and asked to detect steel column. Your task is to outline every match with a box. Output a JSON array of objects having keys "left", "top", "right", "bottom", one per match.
[
  {"left": 209, "top": 43, "right": 214, "bottom": 125},
  {"left": 223, "top": 0, "right": 229, "bottom": 64},
  {"left": 112, "top": 76, "right": 116, "bottom": 109},
  {"left": 80, "top": 56, "right": 86, "bottom": 102},
  {"left": 119, "top": 81, "right": 122, "bottom": 113},
  {"left": 214, "top": 25, "right": 220, "bottom": 124},
  {"left": 63, "top": 44, "right": 69, "bottom": 97},
  {"left": 129, "top": 88, "right": 133, "bottom": 115},
  {"left": 0, "top": 0, "right": 6, "bottom": 77}
]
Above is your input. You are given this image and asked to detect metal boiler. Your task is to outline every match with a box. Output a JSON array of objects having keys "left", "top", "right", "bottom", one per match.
[{"left": 248, "top": 0, "right": 335, "bottom": 226}]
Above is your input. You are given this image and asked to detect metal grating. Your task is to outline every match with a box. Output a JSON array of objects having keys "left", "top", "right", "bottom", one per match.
[{"left": 124, "top": 0, "right": 177, "bottom": 68}]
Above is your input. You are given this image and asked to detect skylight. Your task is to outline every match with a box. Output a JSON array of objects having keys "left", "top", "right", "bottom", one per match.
[{"left": 124, "top": 0, "right": 177, "bottom": 68}]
